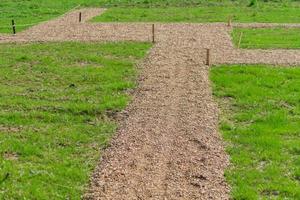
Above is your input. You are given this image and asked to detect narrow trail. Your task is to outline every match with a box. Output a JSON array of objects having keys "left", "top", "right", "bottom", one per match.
[
  {"left": 1, "top": 8, "right": 300, "bottom": 200},
  {"left": 86, "top": 30, "right": 229, "bottom": 199},
  {"left": 85, "top": 25, "right": 232, "bottom": 199}
]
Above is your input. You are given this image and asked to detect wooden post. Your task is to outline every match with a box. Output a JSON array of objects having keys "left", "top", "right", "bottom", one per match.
[
  {"left": 152, "top": 24, "right": 155, "bottom": 43},
  {"left": 206, "top": 49, "right": 211, "bottom": 66},
  {"left": 12, "top": 20, "right": 16, "bottom": 34},
  {"left": 238, "top": 32, "right": 243, "bottom": 48},
  {"left": 79, "top": 12, "right": 82, "bottom": 22},
  {"left": 227, "top": 16, "right": 232, "bottom": 27}
]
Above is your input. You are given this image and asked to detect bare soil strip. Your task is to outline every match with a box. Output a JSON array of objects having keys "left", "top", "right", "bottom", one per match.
[{"left": 1, "top": 8, "right": 300, "bottom": 199}]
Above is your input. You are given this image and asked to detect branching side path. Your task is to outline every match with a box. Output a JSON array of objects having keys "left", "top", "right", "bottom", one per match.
[{"left": 2, "top": 8, "right": 300, "bottom": 200}]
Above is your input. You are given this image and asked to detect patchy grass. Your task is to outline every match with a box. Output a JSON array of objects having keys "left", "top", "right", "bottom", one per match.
[
  {"left": 0, "top": 42, "right": 151, "bottom": 199},
  {"left": 232, "top": 28, "right": 300, "bottom": 49},
  {"left": 210, "top": 65, "right": 300, "bottom": 199},
  {"left": 92, "top": 5, "right": 300, "bottom": 23}
]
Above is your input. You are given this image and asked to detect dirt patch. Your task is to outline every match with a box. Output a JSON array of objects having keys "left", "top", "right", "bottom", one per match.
[
  {"left": 0, "top": 125, "right": 22, "bottom": 133},
  {"left": 3, "top": 152, "right": 19, "bottom": 161}
]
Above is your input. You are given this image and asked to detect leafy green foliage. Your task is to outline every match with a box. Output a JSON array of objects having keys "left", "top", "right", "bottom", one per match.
[
  {"left": 0, "top": 42, "right": 151, "bottom": 199},
  {"left": 211, "top": 65, "right": 300, "bottom": 199},
  {"left": 232, "top": 28, "right": 300, "bottom": 49}
]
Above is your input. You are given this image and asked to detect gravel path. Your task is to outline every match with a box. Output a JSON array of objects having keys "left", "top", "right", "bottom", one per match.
[
  {"left": 85, "top": 24, "right": 232, "bottom": 200},
  {"left": 2, "top": 9, "right": 300, "bottom": 65},
  {"left": 1, "top": 8, "right": 300, "bottom": 200}
]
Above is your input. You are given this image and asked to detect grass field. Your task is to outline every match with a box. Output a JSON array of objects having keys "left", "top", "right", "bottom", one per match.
[
  {"left": 3, "top": 1, "right": 300, "bottom": 33},
  {"left": 100, "top": 0, "right": 248, "bottom": 7},
  {"left": 0, "top": 42, "right": 151, "bottom": 199},
  {"left": 0, "top": 0, "right": 102, "bottom": 33},
  {"left": 92, "top": 6, "right": 300, "bottom": 23},
  {"left": 211, "top": 65, "right": 300, "bottom": 199},
  {"left": 232, "top": 28, "right": 300, "bottom": 49}
]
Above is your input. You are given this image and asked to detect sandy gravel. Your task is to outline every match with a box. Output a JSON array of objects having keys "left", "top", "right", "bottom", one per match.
[
  {"left": 2, "top": 9, "right": 300, "bottom": 66},
  {"left": 1, "top": 8, "right": 300, "bottom": 200},
  {"left": 84, "top": 24, "right": 232, "bottom": 199}
]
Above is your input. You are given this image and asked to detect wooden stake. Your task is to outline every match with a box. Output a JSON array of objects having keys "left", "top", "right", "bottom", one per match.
[
  {"left": 238, "top": 32, "right": 243, "bottom": 48},
  {"left": 227, "top": 16, "right": 232, "bottom": 27},
  {"left": 12, "top": 20, "right": 16, "bottom": 34},
  {"left": 152, "top": 24, "right": 155, "bottom": 43},
  {"left": 79, "top": 12, "right": 82, "bottom": 22},
  {"left": 206, "top": 49, "right": 211, "bottom": 66}
]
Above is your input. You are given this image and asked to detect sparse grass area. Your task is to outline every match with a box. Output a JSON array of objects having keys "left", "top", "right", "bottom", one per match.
[
  {"left": 210, "top": 65, "right": 300, "bottom": 199},
  {"left": 232, "top": 28, "right": 300, "bottom": 49},
  {"left": 0, "top": 42, "right": 151, "bottom": 199},
  {"left": 92, "top": 5, "right": 300, "bottom": 23}
]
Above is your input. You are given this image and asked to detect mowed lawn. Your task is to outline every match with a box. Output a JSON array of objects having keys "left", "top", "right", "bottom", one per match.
[
  {"left": 211, "top": 65, "right": 300, "bottom": 199},
  {"left": 232, "top": 28, "right": 300, "bottom": 49},
  {"left": 0, "top": 42, "right": 151, "bottom": 199}
]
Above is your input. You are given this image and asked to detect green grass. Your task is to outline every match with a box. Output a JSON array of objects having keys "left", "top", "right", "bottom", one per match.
[
  {"left": 0, "top": 0, "right": 102, "bottom": 33},
  {"left": 100, "top": 0, "right": 248, "bottom": 7},
  {"left": 0, "top": 0, "right": 232, "bottom": 33},
  {"left": 232, "top": 28, "right": 300, "bottom": 49},
  {"left": 210, "top": 65, "right": 300, "bottom": 199},
  {"left": 3, "top": 1, "right": 300, "bottom": 34},
  {"left": 0, "top": 42, "right": 151, "bottom": 199},
  {"left": 92, "top": 5, "right": 300, "bottom": 23},
  {"left": 97, "top": 0, "right": 300, "bottom": 8}
]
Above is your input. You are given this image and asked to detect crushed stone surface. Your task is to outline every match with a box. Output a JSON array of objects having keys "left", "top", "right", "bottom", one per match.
[
  {"left": 2, "top": 9, "right": 300, "bottom": 65},
  {"left": 85, "top": 24, "right": 231, "bottom": 200},
  {"left": 1, "top": 8, "right": 300, "bottom": 200}
]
